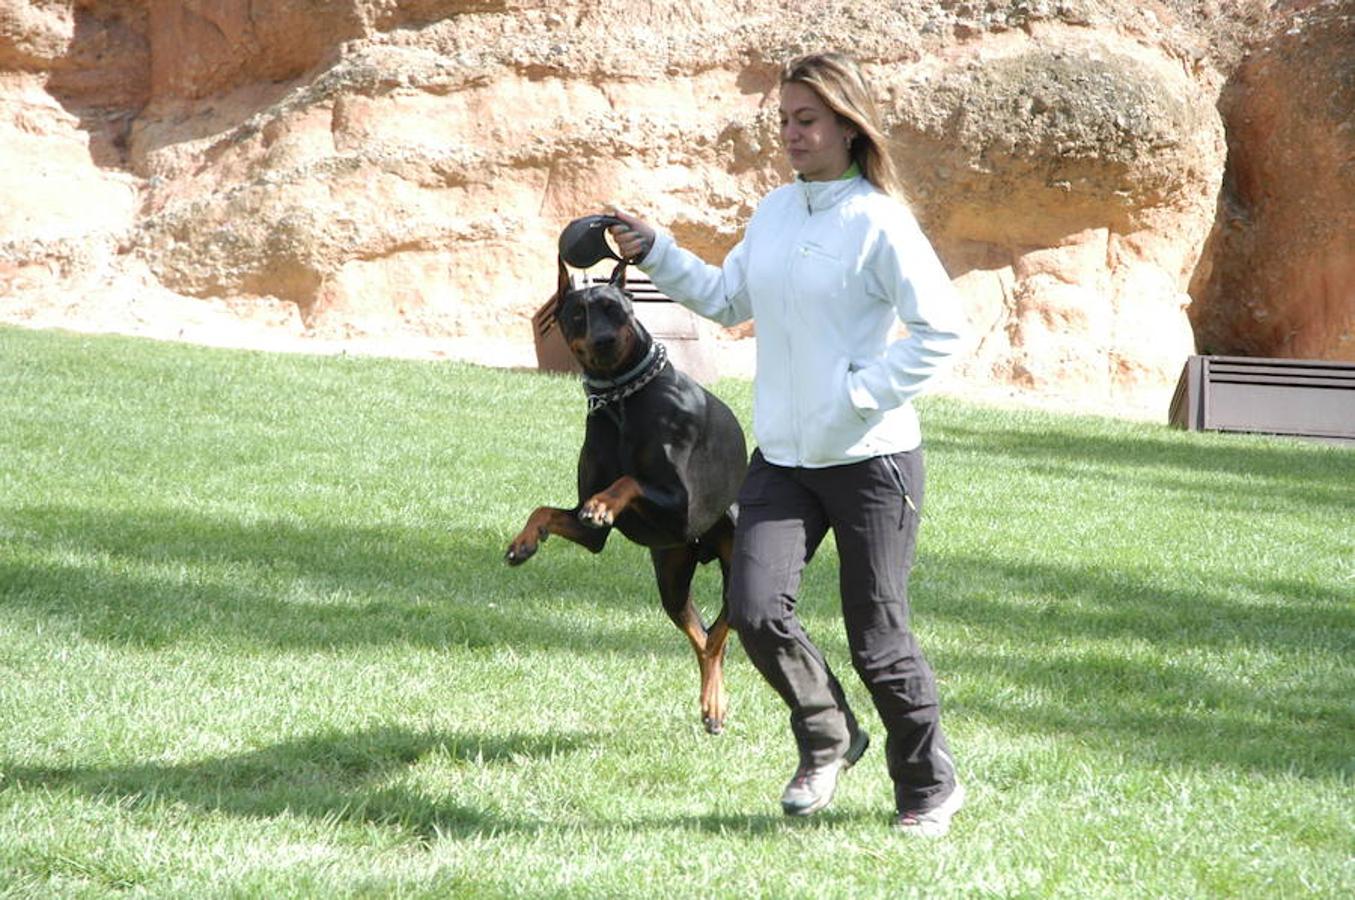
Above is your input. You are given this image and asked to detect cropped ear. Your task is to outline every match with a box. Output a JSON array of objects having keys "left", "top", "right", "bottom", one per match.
[
  {"left": 608, "top": 260, "right": 629, "bottom": 287},
  {"left": 557, "top": 256, "right": 572, "bottom": 302},
  {"left": 539, "top": 255, "right": 571, "bottom": 335}
]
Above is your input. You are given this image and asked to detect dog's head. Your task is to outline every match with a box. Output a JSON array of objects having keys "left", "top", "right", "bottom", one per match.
[{"left": 549, "top": 258, "right": 649, "bottom": 376}]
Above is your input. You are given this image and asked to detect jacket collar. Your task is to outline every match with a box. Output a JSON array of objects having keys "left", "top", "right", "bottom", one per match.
[{"left": 796, "top": 174, "right": 865, "bottom": 214}]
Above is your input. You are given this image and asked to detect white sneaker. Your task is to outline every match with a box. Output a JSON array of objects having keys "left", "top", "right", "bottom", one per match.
[
  {"left": 780, "top": 730, "right": 870, "bottom": 817},
  {"left": 894, "top": 783, "right": 965, "bottom": 837}
]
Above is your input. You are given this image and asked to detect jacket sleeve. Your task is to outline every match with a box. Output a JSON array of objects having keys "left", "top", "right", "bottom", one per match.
[
  {"left": 637, "top": 230, "right": 753, "bottom": 328},
  {"left": 847, "top": 212, "right": 969, "bottom": 413}
]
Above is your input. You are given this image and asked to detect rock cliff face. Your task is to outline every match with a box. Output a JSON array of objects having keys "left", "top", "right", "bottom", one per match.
[
  {"left": 2, "top": 0, "right": 1346, "bottom": 416},
  {"left": 1191, "top": 0, "right": 1355, "bottom": 362}
]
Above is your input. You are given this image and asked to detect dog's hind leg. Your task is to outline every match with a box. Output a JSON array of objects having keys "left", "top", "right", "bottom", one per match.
[
  {"left": 651, "top": 545, "right": 727, "bottom": 735},
  {"left": 506, "top": 506, "right": 609, "bottom": 565},
  {"left": 699, "top": 514, "right": 737, "bottom": 736}
]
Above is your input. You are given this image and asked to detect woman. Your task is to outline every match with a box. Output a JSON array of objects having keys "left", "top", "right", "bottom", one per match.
[{"left": 608, "top": 51, "right": 966, "bottom": 836}]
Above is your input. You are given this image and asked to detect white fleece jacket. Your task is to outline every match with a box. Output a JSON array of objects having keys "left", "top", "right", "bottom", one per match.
[{"left": 639, "top": 175, "right": 967, "bottom": 468}]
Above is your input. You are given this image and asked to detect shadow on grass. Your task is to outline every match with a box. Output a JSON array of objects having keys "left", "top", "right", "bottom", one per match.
[
  {"left": 918, "top": 551, "right": 1354, "bottom": 655},
  {"left": 1, "top": 503, "right": 711, "bottom": 658},
  {"left": 655, "top": 807, "right": 879, "bottom": 835},
  {"left": 0, "top": 726, "right": 592, "bottom": 841},
  {"left": 928, "top": 422, "right": 1355, "bottom": 512},
  {"left": 917, "top": 552, "right": 1355, "bottom": 778},
  {"left": 1, "top": 724, "right": 887, "bottom": 842}
]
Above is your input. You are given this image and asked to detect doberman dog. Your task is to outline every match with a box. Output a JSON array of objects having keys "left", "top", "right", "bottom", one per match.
[{"left": 506, "top": 258, "right": 747, "bottom": 734}]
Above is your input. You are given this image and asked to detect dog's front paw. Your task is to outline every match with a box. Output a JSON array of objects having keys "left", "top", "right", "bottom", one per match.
[
  {"left": 505, "top": 531, "right": 540, "bottom": 566},
  {"left": 578, "top": 498, "right": 615, "bottom": 528}
]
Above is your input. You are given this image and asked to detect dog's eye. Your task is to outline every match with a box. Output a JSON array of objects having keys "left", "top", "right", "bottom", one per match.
[{"left": 557, "top": 302, "right": 584, "bottom": 329}]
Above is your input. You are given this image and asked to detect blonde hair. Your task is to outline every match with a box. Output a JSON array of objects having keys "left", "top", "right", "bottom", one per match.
[{"left": 779, "top": 52, "right": 907, "bottom": 202}]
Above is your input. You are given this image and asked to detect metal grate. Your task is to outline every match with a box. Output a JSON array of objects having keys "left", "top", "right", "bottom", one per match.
[
  {"left": 1169, "top": 355, "right": 1355, "bottom": 443},
  {"left": 532, "top": 272, "right": 719, "bottom": 384}
]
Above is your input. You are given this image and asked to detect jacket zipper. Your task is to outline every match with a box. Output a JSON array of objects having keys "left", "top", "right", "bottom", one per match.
[
  {"left": 786, "top": 238, "right": 802, "bottom": 464},
  {"left": 787, "top": 200, "right": 817, "bottom": 465}
]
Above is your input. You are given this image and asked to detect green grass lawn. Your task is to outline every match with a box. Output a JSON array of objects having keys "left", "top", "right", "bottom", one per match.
[{"left": 1, "top": 325, "right": 1352, "bottom": 898}]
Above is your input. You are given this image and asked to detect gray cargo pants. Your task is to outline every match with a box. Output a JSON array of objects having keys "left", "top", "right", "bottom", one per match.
[{"left": 728, "top": 448, "right": 957, "bottom": 813}]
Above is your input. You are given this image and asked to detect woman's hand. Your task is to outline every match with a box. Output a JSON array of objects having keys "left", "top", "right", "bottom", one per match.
[{"left": 605, "top": 206, "right": 656, "bottom": 263}]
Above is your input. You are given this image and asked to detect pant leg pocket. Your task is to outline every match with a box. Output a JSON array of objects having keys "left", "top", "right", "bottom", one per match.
[{"left": 880, "top": 453, "right": 917, "bottom": 527}]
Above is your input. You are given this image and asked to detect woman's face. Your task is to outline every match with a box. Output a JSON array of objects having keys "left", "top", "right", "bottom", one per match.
[{"left": 779, "top": 81, "right": 856, "bottom": 182}]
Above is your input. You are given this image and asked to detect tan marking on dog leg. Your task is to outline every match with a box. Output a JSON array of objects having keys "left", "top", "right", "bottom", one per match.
[
  {"left": 578, "top": 475, "right": 644, "bottom": 527},
  {"left": 506, "top": 506, "right": 605, "bottom": 564},
  {"left": 701, "top": 617, "right": 731, "bottom": 733}
]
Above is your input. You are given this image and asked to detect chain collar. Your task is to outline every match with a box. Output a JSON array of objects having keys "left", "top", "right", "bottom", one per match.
[{"left": 584, "top": 342, "right": 668, "bottom": 415}]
